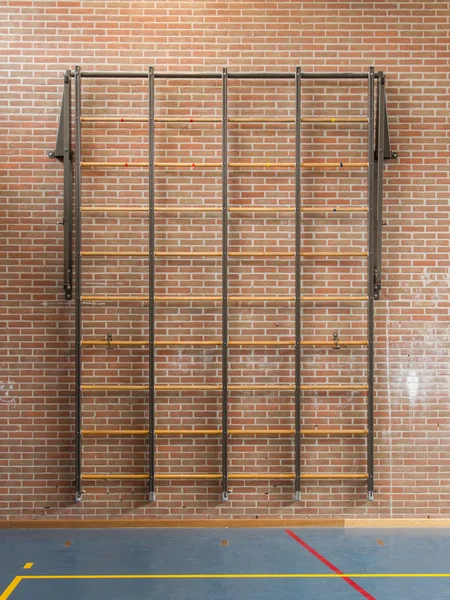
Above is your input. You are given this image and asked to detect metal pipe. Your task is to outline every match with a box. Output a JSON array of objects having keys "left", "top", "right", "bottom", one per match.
[
  {"left": 74, "top": 65, "right": 83, "bottom": 503},
  {"left": 294, "top": 66, "right": 302, "bottom": 502},
  {"left": 147, "top": 66, "right": 156, "bottom": 503},
  {"left": 367, "top": 67, "right": 375, "bottom": 502},
  {"left": 74, "top": 70, "right": 374, "bottom": 80},
  {"left": 221, "top": 67, "right": 229, "bottom": 503}
]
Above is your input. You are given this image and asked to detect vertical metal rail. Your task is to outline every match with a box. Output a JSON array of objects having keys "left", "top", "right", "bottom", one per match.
[
  {"left": 221, "top": 67, "right": 229, "bottom": 502},
  {"left": 74, "top": 65, "right": 83, "bottom": 502},
  {"left": 63, "top": 70, "right": 73, "bottom": 300},
  {"left": 374, "top": 72, "right": 385, "bottom": 300},
  {"left": 366, "top": 66, "right": 375, "bottom": 501},
  {"left": 294, "top": 66, "right": 302, "bottom": 501},
  {"left": 148, "top": 66, "right": 156, "bottom": 502}
]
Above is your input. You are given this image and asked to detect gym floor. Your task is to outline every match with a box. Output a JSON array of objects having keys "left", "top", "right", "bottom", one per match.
[{"left": 1, "top": 527, "right": 449, "bottom": 600}]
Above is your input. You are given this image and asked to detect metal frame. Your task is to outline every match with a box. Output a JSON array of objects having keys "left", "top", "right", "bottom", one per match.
[
  {"left": 221, "top": 68, "right": 229, "bottom": 502},
  {"left": 49, "top": 67, "right": 396, "bottom": 504},
  {"left": 294, "top": 66, "right": 302, "bottom": 501},
  {"left": 367, "top": 67, "right": 376, "bottom": 501},
  {"left": 148, "top": 67, "right": 156, "bottom": 503},
  {"left": 74, "top": 66, "right": 82, "bottom": 502}
]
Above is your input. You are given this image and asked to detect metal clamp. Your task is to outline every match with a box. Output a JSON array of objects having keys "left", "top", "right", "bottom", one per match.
[
  {"left": 332, "top": 331, "right": 340, "bottom": 350},
  {"left": 107, "top": 333, "right": 113, "bottom": 349}
]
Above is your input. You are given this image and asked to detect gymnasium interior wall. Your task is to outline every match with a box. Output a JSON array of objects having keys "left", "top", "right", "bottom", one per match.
[{"left": 2, "top": 1, "right": 449, "bottom": 521}]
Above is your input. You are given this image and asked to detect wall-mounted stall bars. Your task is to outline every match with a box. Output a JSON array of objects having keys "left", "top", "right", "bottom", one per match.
[{"left": 49, "top": 67, "right": 396, "bottom": 503}]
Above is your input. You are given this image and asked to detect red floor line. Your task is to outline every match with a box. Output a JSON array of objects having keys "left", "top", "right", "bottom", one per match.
[{"left": 285, "top": 529, "right": 376, "bottom": 600}]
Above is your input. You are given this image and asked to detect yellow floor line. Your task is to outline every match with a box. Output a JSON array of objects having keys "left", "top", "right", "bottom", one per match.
[
  {"left": 21, "top": 573, "right": 450, "bottom": 579},
  {"left": 23, "top": 563, "right": 33, "bottom": 570},
  {"left": 0, "top": 577, "right": 22, "bottom": 600}
]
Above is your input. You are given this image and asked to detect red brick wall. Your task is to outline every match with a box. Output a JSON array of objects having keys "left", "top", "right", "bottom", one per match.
[{"left": 2, "top": 1, "right": 449, "bottom": 521}]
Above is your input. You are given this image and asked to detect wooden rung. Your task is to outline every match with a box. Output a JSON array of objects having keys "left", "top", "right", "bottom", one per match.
[
  {"left": 81, "top": 162, "right": 149, "bottom": 168},
  {"left": 157, "top": 252, "right": 221, "bottom": 257},
  {"left": 229, "top": 473, "right": 294, "bottom": 479},
  {"left": 301, "top": 295, "right": 368, "bottom": 301},
  {"left": 81, "top": 384, "right": 366, "bottom": 392},
  {"left": 302, "top": 162, "right": 368, "bottom": 168},
  {"left": 82, "top": 385, "right": 149, "bottom": 391},
  {"left": 81, "top": 251, "right": 366, "bottom": 259},
  {"left": 230, "top": 340, "right": 294, "bottom": 346},
  {"left": 301, "top": 207, "right": 368, "bottom": 213},
  {"left": 157, "top": 162, "right": 222, "bottom": 168},
  {"left": 81, "top": 296, "right": 149, "bottom": 302},
  {"left": 87, "top": 296, "right": 369, "bottom": 303},
  {"left": 81, "top": 206, "right": 148, "bottom": 212},
  {"left": 156, "top": 296, "right": 221, "bottom": 301},
  {"left": 156, "top": 474, "right": 222, "bottom": 480},
  {"left": 81, "top": 428, "right": 367, "bottom": 437},
  {"left": 80, "top": 117, "right": 368, "bottom": 124},
  {"left": 229, "top": 118, "right": 367, "bottom": 124},
  {"left": 229, "top": 118, "right": 294, "bottom": 123},
  {"left": 156, "top": 340, "right": 222, "bottom": 346},
  {"left": 301, "top": 385, "right": 368, "bottom": 391},
  {"left": 80, "top": 339, "right": 367, "bottom": 347},
  {"left": 81, "top": 162, "right": 368, "bottom": 169},
  {"left": 81, "top": 117, "right": 149, "bottom": 122},
  {"left": 229, "top": 429, "right": 294, "bottom": 435},
  {"left": 229, "top": 207, "right": 295, "bottom": 212},
  {"left": 230, "top": 296, "right": 295, "bottom": 301},
  {"left": 82, "top": 430, "right": 149, "bottom": 435},
  {"left": 301, "top": 429, "right": 368, "bottom": 435},
  {"left": 156, "top": 430, "right": 221, "bottom": 435},
  {"left": 301, "top": 340, "right": 368, "bottom": 346},
  {"left": 155, "top": 206, "right": 222, "bottom": 211},
  {"left": 301, "top": 473, "right": 368, "bottom": 480},
  {"left": 82, "top": 472, "right": 367, "bottom": 481},
  {"left": 230, "top": 252, "right": 295, "bottom": 257},
  {"left": 156, "top": 118, "right": 221, "bottom": 123},
  {"left": 82, "top": 474, "right": 149, "bottom": 480},
  {"left": 301, "top": 252, "right": 368, "bottom": 257},
  {"left": 230, "top": 385, "right": 294, "bottom": 391},
  {"left": 157, "top": 385, "right": 222, "bottom": 391},
  {"left": 81, "top": 251, "right": 149, "bottom": 257},
  {"left": 302, "top": 118, "right": 368, "bottom": 123}
]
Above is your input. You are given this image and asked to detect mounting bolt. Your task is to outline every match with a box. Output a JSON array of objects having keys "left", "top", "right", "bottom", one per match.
[{"left": 48, "top": 150, "right": 56, "bottom": 158}]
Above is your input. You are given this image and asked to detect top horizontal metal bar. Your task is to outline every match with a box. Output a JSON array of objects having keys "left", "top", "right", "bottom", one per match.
[{"left": 74, "top": 71, "right": 374, "bottom": 80}]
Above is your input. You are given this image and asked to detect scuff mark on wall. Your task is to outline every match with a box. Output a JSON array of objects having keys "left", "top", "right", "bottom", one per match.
[{"left": 0, "top": 382, "right": 16, "bottom": 407}]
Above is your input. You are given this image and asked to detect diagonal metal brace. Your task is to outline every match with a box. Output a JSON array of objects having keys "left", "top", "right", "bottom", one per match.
[{"left": 48, "top": 71, "right": 73, "bottom": 300}]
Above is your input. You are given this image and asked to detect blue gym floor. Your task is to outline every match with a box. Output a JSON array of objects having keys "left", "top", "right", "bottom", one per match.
[{"left": 1, "top": 528, "right": 450, "bottom": 600}]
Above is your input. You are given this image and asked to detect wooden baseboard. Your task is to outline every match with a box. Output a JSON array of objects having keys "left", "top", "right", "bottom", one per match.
[
  {"left": 1, "top": 518, "right": 450, "bottom": 529},
  {"left": 344, "top": 518, "right": 450, "bottom": 528},
  {"left": 1, "top": 518, "right": 343, "bottom": 529}
]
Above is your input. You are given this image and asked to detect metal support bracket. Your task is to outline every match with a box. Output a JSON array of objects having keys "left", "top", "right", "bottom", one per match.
[
  {"left": 367, "top": 490, "right": 374, "bottom": 502},
  {"left": 149, "top": 491, "right": 156, "bottom": 503},
  {"left": 294, "top": 491, "right": 301, "bottom": 502},
  {"left": 49, "top": 71, "right": 73, "bottom": 300},
  {"left": 222, "top": 491, "right": 229, "bottom": 503},
  {"left": 75, "top": 491, "right": 83, "bottom": 503}
]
